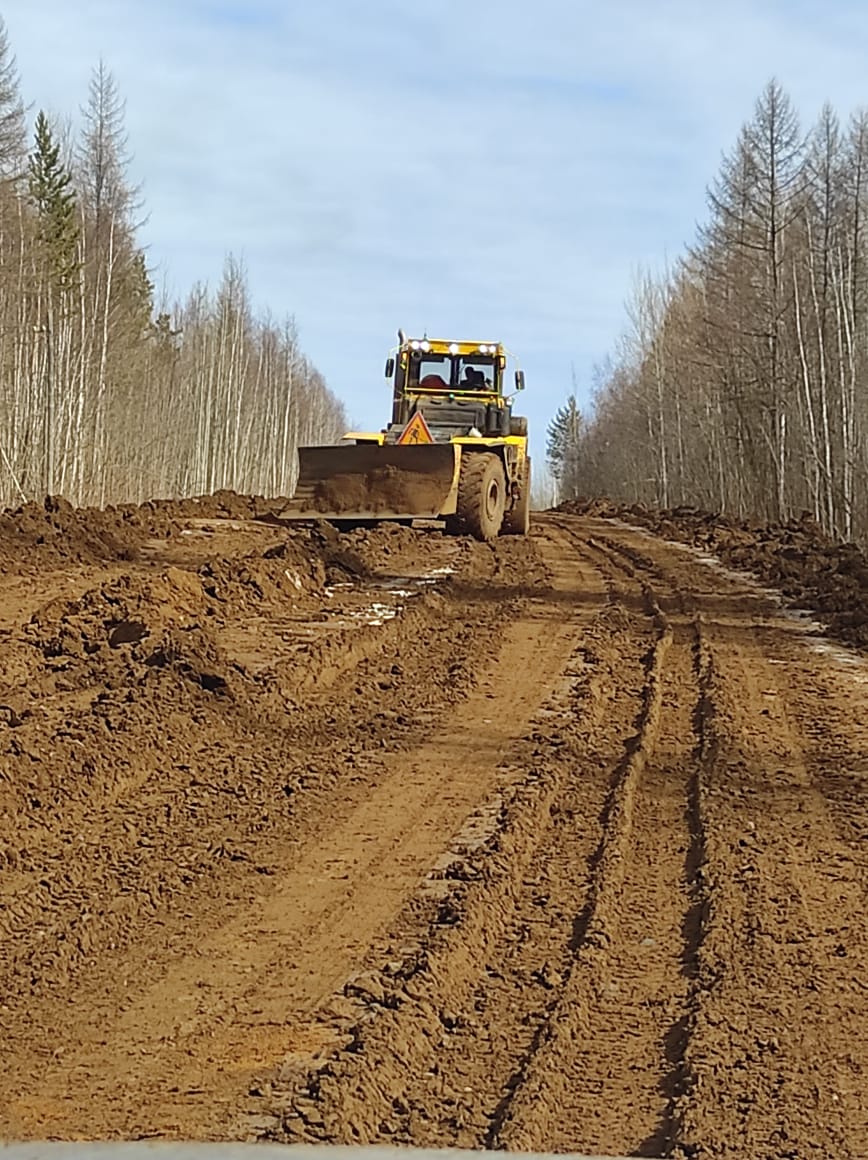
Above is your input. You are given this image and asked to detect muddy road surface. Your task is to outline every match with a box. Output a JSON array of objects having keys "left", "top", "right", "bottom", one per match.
[{"left": 1, "top": 498, "right": 866, "bottom": 1157}]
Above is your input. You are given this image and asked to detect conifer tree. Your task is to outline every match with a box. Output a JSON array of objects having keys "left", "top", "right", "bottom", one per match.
[
  {"left": 28, "top": 111, "right": 79, "bottom": 290},
  {"left": 78, "top": 59, "right": 136, "bottom": 235},
  {"left": 547, "top": 394, "right": 583, "bottom": 500}
]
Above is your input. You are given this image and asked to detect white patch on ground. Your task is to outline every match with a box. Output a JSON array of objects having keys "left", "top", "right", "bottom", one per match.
[
  {"left": 324, "top": 581, "right": 354, "bottom": 596},
  {"left": 374, "top": 561, "right": 457, "bottom": 597},
  {"left": 357, "top": 601, "right": 400, "bottom": 627},
  {"left": 322, "top": 557, "right": 457, "bottom": 630},
  {"left": 609, "top": 518, "right": 868, "bottom": 686}
]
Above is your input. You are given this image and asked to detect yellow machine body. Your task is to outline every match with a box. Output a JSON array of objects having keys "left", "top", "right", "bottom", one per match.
[{"left": 278, "top": 334, "right": 530, "bottom": 539}]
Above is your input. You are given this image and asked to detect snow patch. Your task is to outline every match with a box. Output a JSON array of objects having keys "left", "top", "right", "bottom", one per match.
[{"left": 619, "top": 520, "right": 868, "bottom": 686}]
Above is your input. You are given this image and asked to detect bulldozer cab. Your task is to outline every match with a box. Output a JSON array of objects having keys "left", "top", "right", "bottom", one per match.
[{"left": 386, "top": 338, "right": 521, "bottom": 443}]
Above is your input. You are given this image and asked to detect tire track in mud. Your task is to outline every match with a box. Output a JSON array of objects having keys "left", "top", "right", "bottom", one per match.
[
  {"left": 423, "top": 538, "right": 669, "bottom": 1152},
  {"left": 0, "top": 523, "right": 597, "bottom": 1141},
  {"left": 268, "top": 522, "right": 711, "bottom": 1158},
  {"left": 578, "top": 517, "right": 868, "bottom": 1157},
  {"left": 669, "top": 619, "right": 868, "bottom": 1158},
  {"left": 493, "top": 532, "right": 704, "bottom": 1157}
]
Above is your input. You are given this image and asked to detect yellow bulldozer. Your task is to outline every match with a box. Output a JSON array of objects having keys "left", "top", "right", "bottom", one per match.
[{"left": 278, "top": 332, "right": 531, "bottom": 541}]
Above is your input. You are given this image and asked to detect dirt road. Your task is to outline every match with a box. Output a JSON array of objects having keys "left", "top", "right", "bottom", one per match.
[{"left": 1, "top": 499, "right": 866, "bottom": 1156}]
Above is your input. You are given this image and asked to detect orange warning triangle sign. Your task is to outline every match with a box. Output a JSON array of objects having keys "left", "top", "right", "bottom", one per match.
[{"left": 397, "top": 411, "right": 434, "bottom": 445}]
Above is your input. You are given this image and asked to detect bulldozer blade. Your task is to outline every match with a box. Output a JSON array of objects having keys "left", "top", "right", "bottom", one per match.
[{"left": 276, "top": 443, "right": 460, "bottom": 522}]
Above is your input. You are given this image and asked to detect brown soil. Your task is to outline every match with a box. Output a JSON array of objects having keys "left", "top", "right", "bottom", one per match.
[
  {"left": 0, "top": 499, "right": 866, "bottom": 1157},
  {"left": 313, "top": 466, "right": 449, "bottom": 515},
  {"left": 558, "top": 497, "right": 868, "bottom": 649}
]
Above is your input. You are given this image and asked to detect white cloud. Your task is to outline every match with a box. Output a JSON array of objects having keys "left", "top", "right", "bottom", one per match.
[{"left": 4, "top": 0, "right": 868, "bottom": 457}]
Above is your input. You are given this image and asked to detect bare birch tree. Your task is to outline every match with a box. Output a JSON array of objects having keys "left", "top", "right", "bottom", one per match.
[
  {"left": 0, "top": 35, "right": 346, "bottom": 512},
  {"left": 559, "top": 80, "right": 868, "bottom": 547}
]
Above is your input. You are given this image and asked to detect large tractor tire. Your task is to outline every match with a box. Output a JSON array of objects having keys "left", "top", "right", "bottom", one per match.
[
  {"left": 502, "top": 457, "right": 531, "bottom": 536},
  {"left": 448, "top": 452, "right": 506, "bottom": 541}
]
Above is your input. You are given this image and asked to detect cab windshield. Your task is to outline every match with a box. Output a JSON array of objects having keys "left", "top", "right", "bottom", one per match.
[
  {"left": 409, "top": 354, "right": 496, "bottom": 392},
  {"left": 457, "top": 358, "right": 495, "bottom": 391}
]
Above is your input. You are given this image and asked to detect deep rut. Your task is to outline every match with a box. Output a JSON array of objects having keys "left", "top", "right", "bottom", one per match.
[{"left": 494, "top": 545, "right": 684, "bottom": 1154}]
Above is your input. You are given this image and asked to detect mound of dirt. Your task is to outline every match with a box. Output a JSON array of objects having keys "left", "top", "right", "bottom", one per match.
[
  {"left": 0, "top": 528, "right": 334, "bottom": 733},
  {"left": 137, "top": 489, "right": 286, "bottom": 522},
  {"left": 0, "top": 495, "right": 145, "bottom": 570},
  {"left": 199, "top": 539, "right": 326, "bottom": 611},
  {"left": 313, "top": 521, "right": 451, "bottom": 582},
  {"left": 0, "top": 490, "right": 292, "bottom": 572},
  {"left": 14, "top": 569, "right": 233, "bottom": 712},
  {"left": 556, "top": 498, "right": 868, "bottom": 647}
]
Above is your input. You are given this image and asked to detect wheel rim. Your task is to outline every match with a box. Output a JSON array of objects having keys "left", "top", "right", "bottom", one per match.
[{"left": 484, "top": 477, "right": 501, "bottom": 520}]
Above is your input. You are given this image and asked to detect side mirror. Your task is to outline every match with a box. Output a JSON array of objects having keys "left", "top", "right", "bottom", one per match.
[
  {"left": 515, "top": 370, "right": 525, "bottom": 392},
  {"left": 385, "top": 357, "right": 395, "bottom": 379}
]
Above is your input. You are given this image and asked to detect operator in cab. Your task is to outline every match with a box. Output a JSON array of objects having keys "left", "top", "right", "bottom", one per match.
[{"left": 461, "top": 366, "right": 486, "bottom": 389}]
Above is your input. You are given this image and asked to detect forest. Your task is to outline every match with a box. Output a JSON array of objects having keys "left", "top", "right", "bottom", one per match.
[
  {"left": 548, "top": 80, "right": 868, "bottom": 543},
  {"left": 0, "top": 19, "right": 345, "bottom": 510}
]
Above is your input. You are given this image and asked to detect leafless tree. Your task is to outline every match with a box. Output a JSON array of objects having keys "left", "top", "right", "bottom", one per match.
[
  {"left": 559, "top": 81, "right": 868, "bottom": 547},
  {"left": 0, "top": 38, "right": 345, "bottom": 511}
]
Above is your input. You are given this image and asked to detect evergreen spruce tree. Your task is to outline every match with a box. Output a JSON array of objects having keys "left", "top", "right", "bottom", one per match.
[
  {"left": 546, "top": 394, "right": 583, "bottom": 500},
  {"left": 28, "top": 111, "right": 79, "bottom": 290}
]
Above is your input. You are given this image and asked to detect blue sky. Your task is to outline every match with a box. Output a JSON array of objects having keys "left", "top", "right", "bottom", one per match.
[{"left": 5, "top": 0, "right": 868, "bottom": 462}]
